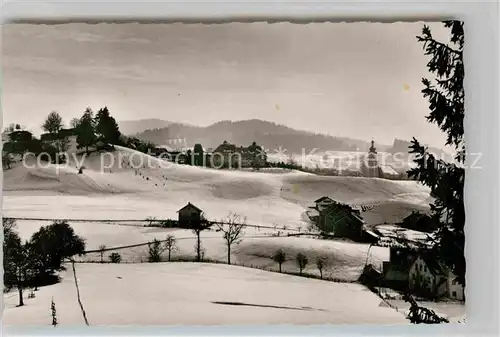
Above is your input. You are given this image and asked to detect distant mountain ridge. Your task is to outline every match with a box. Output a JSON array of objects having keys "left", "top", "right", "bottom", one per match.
[
  {"left": 131, "top": 119, "right": 372, "bottom": 154},
  {"left": 118, "top": 119, "right": 173, "bottom": 136},
  {"left": 124, "top": 119, "right": 448, "bottom": 156}
]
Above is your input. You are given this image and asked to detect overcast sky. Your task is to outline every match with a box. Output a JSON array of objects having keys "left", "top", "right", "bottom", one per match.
[{"left": 2, "top": 22, "right": 448, "bottom": 147}]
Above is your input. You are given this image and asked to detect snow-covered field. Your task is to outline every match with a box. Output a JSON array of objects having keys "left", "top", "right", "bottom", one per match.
[
  {"left": 3, "top": 146, "right": 432, "bottom": 280},
  {"left": 12, "top": 220, "right": 388, "bottom": 281},
  {"left": 3, "top": 146, "right": 432, "bottom": 228},
  {"left": 3, "top": 263, "right": 407, "bottom": 326},
  {"left": 3, "top": 146, "right": 436, "bottom": 326}
]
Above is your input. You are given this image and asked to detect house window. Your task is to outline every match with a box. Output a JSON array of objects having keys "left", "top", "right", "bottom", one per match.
[{"left": 452, "top": 291, "right": 457, "bottom": 298}]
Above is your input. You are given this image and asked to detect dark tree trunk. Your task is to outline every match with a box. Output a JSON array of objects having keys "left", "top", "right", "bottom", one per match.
[
  {"left": 227, "top": 245, "right": 231, "bottom": 265},
  {"left": 320, "top": 270, "right": 323, "bottom": 279},
  {"left": 279, "top": 264, "right": 282, "bottom": 273},
  {"left": 18, "top": 286, "right": 24, "bottom": 307},
  {"left": 196, "top": 230, "right": 201, "bottom": 262},
  {"left": 168, "top": 250, "right": 171, "bottom": 261}
]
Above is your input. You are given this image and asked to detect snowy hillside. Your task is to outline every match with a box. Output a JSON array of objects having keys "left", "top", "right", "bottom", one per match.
[
  {"left": 3, "top": 263, "right": 407, "bottom": 326},
  {"left": 2, "top": 146, "right": 432, "bottom": 227},
  {"left": 12, "top": 220, "right": 389, "bottom": 281}
]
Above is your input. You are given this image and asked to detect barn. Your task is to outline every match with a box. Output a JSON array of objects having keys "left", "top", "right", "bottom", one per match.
[{"left": 177, "top": 203, "right": 203, "bottom": 227}]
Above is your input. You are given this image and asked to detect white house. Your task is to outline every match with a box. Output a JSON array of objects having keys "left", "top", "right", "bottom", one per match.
[{"left": 409, "top": 255, "right": 464, "bottom": 301}]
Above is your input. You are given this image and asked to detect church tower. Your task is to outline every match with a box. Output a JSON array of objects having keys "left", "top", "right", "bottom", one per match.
[{"left": 363, "top": 139, "right": 380, "bottom": 178}]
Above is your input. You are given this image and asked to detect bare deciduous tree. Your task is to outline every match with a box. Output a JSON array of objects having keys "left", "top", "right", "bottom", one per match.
[
  {"left": 296, "top": 252, "right": 308, "bottom": 276},
  {"left": 272, "top": 249, "right": 286, "bottom": 273},
  {"left": 98, "top": 245, "right": 106, "bottom": 263},
  {"left": 164, "top": 235, "right": 177, "bottom": 261},
  {"left": 191, "top": 213, "right": 211, "bottom": 262},
  {"left": 42, "top": 111, "right": 63, "bottom": 134},
  {"left": 145, "top": 216, "right": 157, "bottom": 227},
  {"left": 315, "top": 255, "right": 329, "bottom": 279},
  {"left": 147, "top": 239, "right": 165, "bottom": 262},
  {"left": 70, "top": 118, "right": 80, "bottom": 129},
  {"left": 217, "top": 213, "right": 246, "bottom": 265}
]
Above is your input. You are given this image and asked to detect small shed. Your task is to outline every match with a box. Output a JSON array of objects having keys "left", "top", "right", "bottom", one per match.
[{"left": 177, "top": 202, "right": 203, "bottom": 227}]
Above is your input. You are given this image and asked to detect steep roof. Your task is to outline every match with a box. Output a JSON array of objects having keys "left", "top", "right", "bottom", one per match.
[
  {"left": 418, "top": 255, "right": 448, "bottom": 276},
  {"left": 322, "top": 202, "right": 365, "bottom": 224},
  {"left": 314, "top": 196, "right": 334, "bottom": 203},
  {"left": 177, "top": 202, "right": 203, "bottom": 213},
  {"left": 380, "top": 165, "right": 399, "bottom": 176}
]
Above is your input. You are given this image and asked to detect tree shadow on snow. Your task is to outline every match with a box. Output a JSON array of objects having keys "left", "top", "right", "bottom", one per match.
[{"left": 211, "top": 301, "right": 327, "bottom": 312}]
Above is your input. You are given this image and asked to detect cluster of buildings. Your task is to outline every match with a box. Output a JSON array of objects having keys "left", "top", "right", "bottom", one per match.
[
  {"left": 307, "top": 195, "right": 464, "bottom": 301},
  {"left": 378, "top": 245, "right": 465, "bottom": 301},
  {"left": 211, "top": 141, "right": 267, "bottom": 168},
  {"left": 151, "top": 140, "right": 267, "bottom": 169}
]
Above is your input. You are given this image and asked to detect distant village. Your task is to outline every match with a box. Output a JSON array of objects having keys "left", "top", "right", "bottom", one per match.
[{"left": 148, "top": 139, "right": 410, "bottom": 180}]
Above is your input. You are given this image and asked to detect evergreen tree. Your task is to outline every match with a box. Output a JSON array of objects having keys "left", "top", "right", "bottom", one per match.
[
  {"left": 408, "top": 21, "right": 465, "bottom": 286},
  {"left": 76, "top": 108, "right": 97, "bottom": 154},
  {"left": 95, "top": 106, "right": 121, "bottom": 146},
  {"left": 193, "top": 143, "right": 204, "bottom": 166}
]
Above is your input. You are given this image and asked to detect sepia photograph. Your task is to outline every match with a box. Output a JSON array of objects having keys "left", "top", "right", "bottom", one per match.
[{"left": 2, "top": 21, "right": 465, "bottom": 326}]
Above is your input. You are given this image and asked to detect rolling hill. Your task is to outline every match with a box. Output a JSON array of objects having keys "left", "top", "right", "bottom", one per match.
[
  {"left": 3, "top": 145, "right": 432, "bottom": 282},
  {"left": 2, "top": 145, "right": 432, "bottom": 226}
]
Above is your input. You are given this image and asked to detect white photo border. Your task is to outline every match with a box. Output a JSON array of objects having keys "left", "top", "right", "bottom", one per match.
[{"left": 1, "top": 0, "right": 499, "bottom": 336}]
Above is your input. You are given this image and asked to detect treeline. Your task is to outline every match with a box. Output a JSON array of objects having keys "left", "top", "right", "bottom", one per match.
[
  {"left": 3, "top": 218, "right": 86, "bottom": 307},
  {"left": 2, "top": 107, "right": 157, "bottom": 169}
]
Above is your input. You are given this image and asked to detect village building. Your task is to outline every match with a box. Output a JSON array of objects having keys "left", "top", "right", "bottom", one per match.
[
  {"left": 360, "top": 139, "right": 400, "bottom": 180},
  {"left": 379, "top": 165, "right": 400, "bottom": 180},
  {"left": 40, "top": 128, "right": 78, "bottom": 152},
  {"left": 308, "top": 196, "right": 377, "bottom": 243},
  {"left": 177, "top": 202, "right": 203, "bottom": 227},
  {"left": 314, "top": 196, "right": 335, "bottom": 211},
  {"left": 317, "top": 200, "right": 365, "bottom": 240},
  {"left": 409, "top": 254, "right": 465, "bottom": 301},
  {"left": 381, "top": 246, "right": 419, "bottom": 290},
  {"left": 211, "top": 140, "right": 266, "bottom": 169},
  {"left": 361, "top": 140, "right": 380, "bottom": 178}
]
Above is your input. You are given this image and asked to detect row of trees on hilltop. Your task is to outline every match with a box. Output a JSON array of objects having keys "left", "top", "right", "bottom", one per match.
[
  {"left": 3, "top": 218, "right": 86, "bottom": 307},
  {"left": 40, "top": 107, "right": 121, "bottom": 153},
  {"left": 3, "top": 107, "right": 158, "bottom": 168}
]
